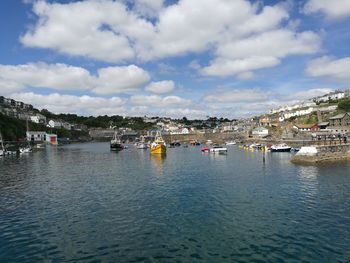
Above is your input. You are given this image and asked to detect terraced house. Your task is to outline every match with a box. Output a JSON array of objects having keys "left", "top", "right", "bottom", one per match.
[{"left": 328, "top": 112, "right": 350, "bottom": 133}]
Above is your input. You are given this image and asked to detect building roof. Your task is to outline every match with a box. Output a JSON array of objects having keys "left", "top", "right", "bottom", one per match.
[
  {"left": 318, "top": 122, "right": 329, "bottom": 126},
  {"left": 329, "top": 112, "right": 350, "bottom": 120},
  {"left": 294, "top": 123, "right": 317, "bottom": 129},
  {"left": 26, "top": 131, "right": 46, "bottom": 135}
]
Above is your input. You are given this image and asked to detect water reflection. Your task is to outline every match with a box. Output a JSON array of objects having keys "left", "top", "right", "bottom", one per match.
[
  {"left": 150, "top": 153, "right": 166, "bottom": 176},
  {"left": 297, "top": 166, "right": 319, "bottom": 199}
]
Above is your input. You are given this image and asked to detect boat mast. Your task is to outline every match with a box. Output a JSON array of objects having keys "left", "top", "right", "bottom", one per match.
[{"left": 0, "top": 130, "right": 4, "bottom": 152}]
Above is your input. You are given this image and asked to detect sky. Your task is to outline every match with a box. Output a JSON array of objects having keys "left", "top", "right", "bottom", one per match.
[{"left": 0, "top": 0, "right": 350, "bottom": 119}]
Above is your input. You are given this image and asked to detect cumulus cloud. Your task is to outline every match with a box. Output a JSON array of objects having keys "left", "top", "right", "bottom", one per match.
[
  {"left": 93, "top": 65, "right": 150, "bottom": 94},
  {"left": 0, "top": 62, "right": 92, "bottom": 91},
  {"left": 204, "top": 89, "right": 269, "bottom": 103},
  {"left": 159, "top": 108, "right": 207, "bottom": 119},
  {"left": 131, "top": 0, "right": 164, "bottom": 17},
  {"left": 130, "top": 94, "right": 191, "bottom": 108},
  {"left": 285, "top": 88, "right": 333, "bottom": 101},
  {"left": 10, "top": 92, "right": 125, "bottom": 116},
  {"left": 303, "top": 0, "right": 350, "bottom": 19},
  {"left": 21, "top": 0, "right": 320, "bottom": 77},
  {"left": 202, "top": 29, "right": 320, "bottom": 77},
  {"left": 145, "top": 80, "right": 175, "bottom": 94},
  {"left": 305, "top": 56, "right": 350, "bottom": 83},
  {"left": 0, "top": 62, "right": 150, "bottom": 95}
]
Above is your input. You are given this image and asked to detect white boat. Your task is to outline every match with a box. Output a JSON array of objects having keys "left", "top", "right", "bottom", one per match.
[
  {"left": 136, "top": 136, "right": 148, "bottom": 149},
  {"left": 270, "top": 143, "right": 292, "bottom": 152},
  {"left": 210, "top": 145, "right": 228, "bottom": 153},
  {"left": 225, "top": 141, "right": 236, "bottom": 145},
  {"left": 19, "top": 146, "right": 32, "bottom": 154}
]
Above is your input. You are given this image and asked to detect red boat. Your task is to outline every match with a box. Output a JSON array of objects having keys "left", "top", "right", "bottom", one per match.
[{"left": 201, "top": 147, "right": 209, "bottom": 153}]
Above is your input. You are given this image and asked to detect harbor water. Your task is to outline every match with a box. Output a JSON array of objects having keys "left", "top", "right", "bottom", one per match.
[{"left": 0, "top": 142, "right": 350, "bottom": 262}]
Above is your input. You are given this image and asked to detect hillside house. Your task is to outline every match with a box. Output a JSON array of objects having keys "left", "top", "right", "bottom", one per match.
[
  {"left": 252, "top": 127, "right": 269, "bottom": 137},
  {"left": 328, "top": 112, "right": 350, "bottom": 133},
  {"left": 26, "top": 131, "right": 47, "bottom": 142},
  {"left": 30, "top": 114, "right": 47, "bottom": 124},
  {"left": 293, "top": 124, "right": 319, "bottom": 132}
]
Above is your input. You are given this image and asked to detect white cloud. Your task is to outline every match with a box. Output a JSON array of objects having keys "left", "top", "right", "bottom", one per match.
[
  {"left": 159, "top": 108, "right": 207, "bottom": 119},
  {"left": 132, "top": 0, "right": 164, "bottom": 17},
  {"left": 204, "top": 89, "right": 269, "bottom": 103},
  {"left": 0, "top": 62, "right": 92, "bottom": 91},
  {"left": 286, "top": 88, "right": 333, "bottom": 101},
  {"left": 21, "top": 0, "right": 320, "bottom": 77},
  {"left": 93, "top": 65, "right": 150, "bottom": 94},
  {"left": 10, "top": 92, "right": 125, "bottom": 116},
  {"left": 145, "top": 80, "right": 175, "bottom": 94},
  {"left": 21, "top": 0, "right": 139, "bottom": 62},
  {"left": 201, "top": 57, "right": 280, "bottom": 77},
  {"left": 305, "top": 56, "right": 350, "bottom": 83},
  {"left": 0, "top": 62, "right": 150, "bottom": 95},
  {"left": 303, "top": 0, "right": 350, "bottom": 19},
  {"left": 0, "top": 78, "right": 24, "bottom": 95},
  {"left": 130, "top": 94, "right": 191, "bottom": 107},
  {"left": 202, "top": 29, "right": 320, "bottom": 77}
]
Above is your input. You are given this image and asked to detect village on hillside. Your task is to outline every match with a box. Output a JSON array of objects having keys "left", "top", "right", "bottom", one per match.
[{"left": 1, "top": 88, "right": 350, "bottom": 143}]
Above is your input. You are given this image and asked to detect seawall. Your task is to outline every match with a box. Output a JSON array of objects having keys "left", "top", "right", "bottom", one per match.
[
  {"left": 291, "top": 144, "right": 350, "bottom": 164},
  {"left": 163, "top": 133, "right": 245, "bottom": 143}
]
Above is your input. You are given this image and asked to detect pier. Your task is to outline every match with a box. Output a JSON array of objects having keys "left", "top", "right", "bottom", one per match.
[{"left": 292, "top": 143, "right": 350, "bottom": 164}]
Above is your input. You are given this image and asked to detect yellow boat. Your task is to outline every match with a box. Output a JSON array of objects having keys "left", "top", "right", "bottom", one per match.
[{"left": 150, "top": 131, "right": 167, "bottom": 154}]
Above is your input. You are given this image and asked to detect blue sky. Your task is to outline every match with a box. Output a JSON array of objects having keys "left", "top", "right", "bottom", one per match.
[{"left": 0, "top": 0, "right": 350, "bottom": 119}]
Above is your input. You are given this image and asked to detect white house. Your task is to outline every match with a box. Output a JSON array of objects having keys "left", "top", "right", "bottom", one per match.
[
  {"left": 169, "top": 127, "right": 190, "bottom": 135},
  {"left": 26, "top": 131, "right": 47, "bottom": 142},
  {"left": 30, "top": 114, "right": 47, "bottom": 124},
  {"left": 252, "top": 127, "right": 269, "bottom": 137},
  {"left": 314, "top": 91, "right": 345, "bottom": 103},
  {"left": 48, "top": 120, "right": 60, "bottom": 128}
]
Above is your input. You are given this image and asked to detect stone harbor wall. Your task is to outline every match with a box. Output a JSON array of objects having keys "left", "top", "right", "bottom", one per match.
[
  {"left": 163, "top": 132, "right": 245, "bottom": 143},
  {"left": 291, "top": 144, "right": 350, "bottom": 164}
]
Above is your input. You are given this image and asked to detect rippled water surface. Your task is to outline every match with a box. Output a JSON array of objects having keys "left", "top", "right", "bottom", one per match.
[{"left": 1, "top": 142, "right": 350, "bottom": 262}]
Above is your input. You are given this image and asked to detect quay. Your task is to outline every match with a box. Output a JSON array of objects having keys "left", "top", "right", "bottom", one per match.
[{"left": 292, "top": 143, "right": 350, "bottom": 164}]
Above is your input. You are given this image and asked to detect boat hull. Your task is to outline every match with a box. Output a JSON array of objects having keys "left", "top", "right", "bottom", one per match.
[
  {"left": 150, "top": 144, "right": 166, "bottom": 154},
  {"left": 270, "top": 148, "right": 291, "bottom": 152},
  {"left": 110, "top": 143, "right": 124, "bottom": 151}
]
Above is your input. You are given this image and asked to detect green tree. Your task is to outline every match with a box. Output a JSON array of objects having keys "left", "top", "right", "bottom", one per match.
[{"left": 338, "top": 99, "right": 350, "bottom": 112}]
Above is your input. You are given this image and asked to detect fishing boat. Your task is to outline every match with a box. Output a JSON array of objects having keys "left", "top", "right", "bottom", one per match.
[
  {"left": 136, "top": 135, "right": 148, "bottom": 149},
  {"left": 270, "top": 143, "right": 292, "bottom": 152},
  {"left": 110, "top": 132, "right": 124, "bottom": 151},
  {"left": 225, "top": 141, "right": 236, "bottom": 145},
  {"left": 150, "top": 131, "right": 166, "bottom": 154},
  {"left": 210, "top": 144, "right": 228, "bottom": 154}
]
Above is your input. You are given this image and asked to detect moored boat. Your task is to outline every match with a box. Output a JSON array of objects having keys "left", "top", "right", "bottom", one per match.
[
  {"left": 270, "top": 143, "right": 292, "bottom": 152},
  {"left": 210, "top": 144, "right": 228, "bottom": 154},
  {"left": 110, "top": 132, "right": 124, "bottom": 151},
  {"left": 150, "top": 131, "right": 166, "bottom": 154},
  {"left": 225, "top": 141, "right": 236, "bottom": 145},
  {"left": 136, "top": 135, "right": 148, "bottom": 149},
  {"left": 201, "top": 147, "right": 209, "bottom": 153},
  {"left": 19, "top": 146, "right": 32, "bottom": 154}
]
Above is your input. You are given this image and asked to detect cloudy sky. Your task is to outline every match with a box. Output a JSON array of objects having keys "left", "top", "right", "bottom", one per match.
[{"left": 0, "top": 0, "right": 349, "bottom": 118}]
